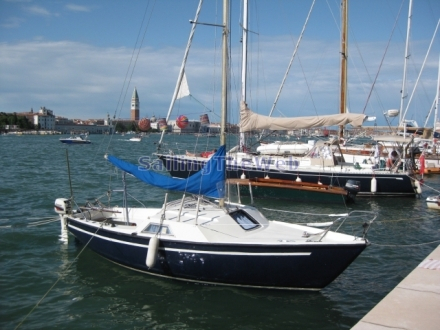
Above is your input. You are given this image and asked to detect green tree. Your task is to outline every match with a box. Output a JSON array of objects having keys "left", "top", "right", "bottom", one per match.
[
  {"left": 115, "top": 122, "right": 127, "bottom": 133},
  {"left": 130, "top": 121, "right": 138, "bottom": 132}
]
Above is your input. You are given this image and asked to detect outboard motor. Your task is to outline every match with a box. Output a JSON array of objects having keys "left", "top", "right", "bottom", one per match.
[
  {"left": 54, "top": 198, "right": 72, "bottom": 215},
  {"left": 344, "top": 180, "right": 360, "bottom": 202},
  {"left": 54, "top": 198, "right": 72, "bottom": 243}
]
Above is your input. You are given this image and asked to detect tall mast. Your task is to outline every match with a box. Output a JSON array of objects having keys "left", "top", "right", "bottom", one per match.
[
  {"left": 399, "top": 0, "right": 413, "bottom": 124},
  {"left": 157, "top": 0, "right": 203, "bottom": 149},
  {"left": 435, "top": 55, "right": 440, "bottom": 130},
  {"left": 239, "top": 0, "right": 248, "bottom": 151},
  {"left": 339, "top": 0, "right": 348, "bottom": 139},
  {"left": 220, "top": 0, "right": 229, "bottom": 147}
]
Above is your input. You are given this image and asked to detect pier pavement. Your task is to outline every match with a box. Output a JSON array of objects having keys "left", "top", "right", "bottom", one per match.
[{"left": 352, "top": 244, "right": 440, "bottom": 329}]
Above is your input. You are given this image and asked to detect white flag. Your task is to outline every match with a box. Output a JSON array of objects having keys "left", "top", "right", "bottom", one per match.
[{"left": 177, "top": 72, "right": 190, "bottom": 99}]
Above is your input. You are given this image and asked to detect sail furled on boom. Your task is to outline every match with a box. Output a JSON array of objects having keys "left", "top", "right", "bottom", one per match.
[
  {"left": 239, "top": 101, "right": 367, "bottom": 132},
  {"left": 107, "top": 146, "right": 226, "bottom": 199}
]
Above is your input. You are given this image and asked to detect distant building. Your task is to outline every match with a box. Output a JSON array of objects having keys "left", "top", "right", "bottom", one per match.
[
  {"left": 131, "top": 87, "right": 139, "bottom": 121},
  {"left": 16, "top": 106, "right": 56, "bottom": 130},
  {"left": 168, "top": 119, "right": 200, "bottom": 133},
  {"left": 34, "top": 106, "right": 55, "bottom": 130},
  {"left": 55, "top": 121, "right": 113, "bottom": 134},
  {"left": 55, "top": 113, "right": 112, "bottom": 134}
]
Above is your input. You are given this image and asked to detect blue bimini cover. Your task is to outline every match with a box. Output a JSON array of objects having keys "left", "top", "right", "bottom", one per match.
[{"left": 107, "top": 145, "right": 225, "bottom": 199}]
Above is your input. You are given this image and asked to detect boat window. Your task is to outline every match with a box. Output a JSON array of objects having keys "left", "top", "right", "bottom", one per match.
[
  {"left": 261, "top": 159, "right": 275, "bottom": 165},
  {"left": 229, "top": 210, "right": 260, "bottom": 231},
  {"left": 143, "top": 223, "right": 171, "bottom": 235}
]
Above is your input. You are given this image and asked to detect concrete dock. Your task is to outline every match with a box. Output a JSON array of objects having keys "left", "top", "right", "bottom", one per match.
[{"left": 352, "top": 245, "right": 440, "bottom": 330}]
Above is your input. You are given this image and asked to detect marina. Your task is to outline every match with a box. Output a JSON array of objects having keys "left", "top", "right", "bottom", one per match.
[
  {"left": 2, "top": 0, "right": 440, "bottom": 328},
  {"left": 1, "top": 134, "right": 440, "bottom": 329}
]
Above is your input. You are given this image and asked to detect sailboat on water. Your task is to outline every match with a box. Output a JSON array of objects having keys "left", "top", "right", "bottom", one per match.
[
  {"left": 54, "top": 0, "right": 376, "bottom": 290},
  {"left": 157, "top": 0, "right": 422, "bottom": 198}
]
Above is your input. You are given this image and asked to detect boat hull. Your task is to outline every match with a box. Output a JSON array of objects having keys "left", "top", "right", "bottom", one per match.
[
  {"left": 158, "top": 155, "right": 418, "bottom": 197},
  {"left": 426, "top": 195, "right": 440, "bottom": 210},
  {"left": 60, "top": 140, "right": 91, "bottom": 144},
  {"left": 68, "top": 218, "right": 367, "bottom": 290}
]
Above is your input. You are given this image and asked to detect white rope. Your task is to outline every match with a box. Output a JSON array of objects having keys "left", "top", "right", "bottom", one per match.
[
  {"left": 371, "top": 240, "right": 440, "bottom": 247},
  {"left": 262, "top": 207, "right": 348, "bottom": 217}
]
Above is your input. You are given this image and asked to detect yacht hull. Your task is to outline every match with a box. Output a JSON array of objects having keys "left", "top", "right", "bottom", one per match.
[
  {"left": 68, "top": 218, "right": 367, "bottom": 290},
  {"left": 158, "top": 155, "right": 418, "bottom": 197}
]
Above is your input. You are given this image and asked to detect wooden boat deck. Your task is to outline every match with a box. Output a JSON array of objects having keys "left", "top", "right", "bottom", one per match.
[{"left": 227, "top": 177, "right": 349, "bottom": 196}]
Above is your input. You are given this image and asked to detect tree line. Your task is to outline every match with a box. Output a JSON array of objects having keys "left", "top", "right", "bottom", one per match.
[
  {"left": 0, "top": 113, "right": 35, "bottom": 130},
  {"left": 114, "top": 121, "right": 157, "bottom": 133}
]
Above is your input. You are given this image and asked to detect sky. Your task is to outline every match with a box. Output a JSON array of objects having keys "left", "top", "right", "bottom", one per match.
[{"left": 1, "top": 0, "right": 440, "bottom": 128}]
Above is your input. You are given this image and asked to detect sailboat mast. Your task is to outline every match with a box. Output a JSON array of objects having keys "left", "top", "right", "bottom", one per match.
[
  {"left": 157, "top": 0, "right": 203, "bottom": 149},
  {"left": 435, "top": 54, "right": 440, "bottom": 130},
  {"left": 241, "top": 0, "right": 248, "bottom": 104},
  {"left": 339, "top": 0, "right": 348, "bottom": 139},
  {"left": 239, "top": 0, "right": 248, "bottom": 151},
  {"left": 399, "top": 0, "right": 413, "bottom": 125},
  {"left": 220, "top": 0, "right": 229, "bottom": 147}
]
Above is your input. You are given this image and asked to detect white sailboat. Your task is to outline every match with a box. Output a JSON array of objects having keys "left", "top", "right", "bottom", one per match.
[
  {"left": 54, "top": 0, "right": 376, "bottom": 290},
  {"left": 158, "top": 0, "right": 422, "bottom": 198}
]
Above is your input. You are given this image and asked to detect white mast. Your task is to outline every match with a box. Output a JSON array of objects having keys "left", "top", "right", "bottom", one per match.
[
  {"left": 401, "top": 19, "right": 440, "bottom": 125},
  {"left": 399, "top": 0, "right": 412, "bottom": 125},
  {"left": 157, "top": 0, "right": 203, "bottom": 149},
  {"left": 239, "top": 0, "right": 248, "bottom": 151},
  {"left": 435, "top": 55, "right": 440, "bottom": 130},
  {"left": 220, "top": 0, "right": 229, "bottom": 148}
]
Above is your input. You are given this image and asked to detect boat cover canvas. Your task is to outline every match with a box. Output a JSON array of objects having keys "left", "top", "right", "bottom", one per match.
[
  {"left": 107, "top": 145, "right": 225, "bottom": 198},
  {"left": 239, "top": 101, "right": 367, "bottom": 132}
]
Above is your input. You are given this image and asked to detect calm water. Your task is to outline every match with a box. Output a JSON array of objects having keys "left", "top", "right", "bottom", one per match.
[{"left": 1, "top": 134, "right": 439, "bottom": 330}]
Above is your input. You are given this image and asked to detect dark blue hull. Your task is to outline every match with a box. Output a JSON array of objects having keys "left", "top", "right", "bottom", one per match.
[
  {"left": 68, "top": 219, "right": 367, "bottom": 290},
  {"left": 158, "top": 155, "right": 417, "bottom": 197},
  {"left": 60, "top": 140, "right": 91, "bottom": 144}
]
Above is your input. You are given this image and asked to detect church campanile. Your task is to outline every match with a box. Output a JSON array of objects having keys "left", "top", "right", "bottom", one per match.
[{"left": 131, "top": 87, "right": 139, "bottom": 121}]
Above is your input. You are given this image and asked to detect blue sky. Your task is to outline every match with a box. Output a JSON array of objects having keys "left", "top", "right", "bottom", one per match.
[{"left": 1, "top": 0, "right": 439, "bottom": 128}]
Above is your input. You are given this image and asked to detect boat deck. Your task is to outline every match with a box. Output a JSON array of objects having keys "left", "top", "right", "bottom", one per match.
[{"left": 227, "top": 178, "right": 348, "bottom": 196}]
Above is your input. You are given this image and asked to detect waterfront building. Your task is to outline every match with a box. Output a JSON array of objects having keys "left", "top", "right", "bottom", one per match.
[{"left": 34, "top": 107, "right": 56, "bottom": 130}]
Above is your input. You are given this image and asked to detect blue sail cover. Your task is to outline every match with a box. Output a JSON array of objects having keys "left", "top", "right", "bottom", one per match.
[{"left": 107, "top": 145, "right": 225, "bottom": 198}]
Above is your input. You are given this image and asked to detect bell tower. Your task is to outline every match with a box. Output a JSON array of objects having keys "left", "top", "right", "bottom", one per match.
[{"left": 130, "top": 87, "right": 139, "bottom": 121}]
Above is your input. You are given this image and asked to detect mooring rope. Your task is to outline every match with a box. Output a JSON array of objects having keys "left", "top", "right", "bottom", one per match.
[
  {"left": 370, "top": 240, "right": 440, "bottom": 247},
  {"left": 0, "top": 217, "right": 60, "bottom": 229},
  {"left": 14, "top": 220, "right": 106, "bottom": 330}
]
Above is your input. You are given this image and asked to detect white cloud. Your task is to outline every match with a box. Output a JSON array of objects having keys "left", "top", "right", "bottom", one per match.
[
  {"left": 0, "top": 36, "right": 437, "bottom": 127},
  {"left": 1, "top": 16, "right": 24, "bottom": 28},
  {"left": 23, "top": 5, "right": 57, "bottom": 17},
  {"left": 65, "top": 4, "right": 91, "bottom": 13}
]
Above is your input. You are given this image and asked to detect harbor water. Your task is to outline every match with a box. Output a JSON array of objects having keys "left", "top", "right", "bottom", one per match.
[{"left": 1, "top": 134, "right": 439, "bottom": 329}]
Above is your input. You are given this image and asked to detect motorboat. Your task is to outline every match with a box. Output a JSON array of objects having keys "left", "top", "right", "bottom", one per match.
[
  {"left": 129, "top": 135, "right": 142, "bottom": 142},
  {"left": 59, "top": 135, "right": 91, "bottom": 144}
]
